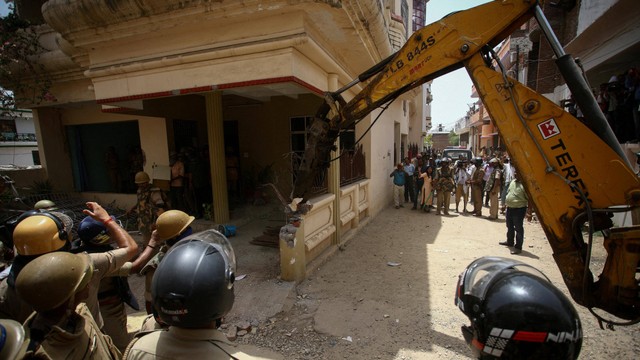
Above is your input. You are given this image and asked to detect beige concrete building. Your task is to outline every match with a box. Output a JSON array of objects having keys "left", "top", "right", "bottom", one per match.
[{"left": 5, "top": 0, "right": 432, "bottom": 279}]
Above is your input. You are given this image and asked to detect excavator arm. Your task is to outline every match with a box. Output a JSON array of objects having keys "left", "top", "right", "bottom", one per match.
[{"left": 293, "top": 0, "right": 640, "bottom": 324}]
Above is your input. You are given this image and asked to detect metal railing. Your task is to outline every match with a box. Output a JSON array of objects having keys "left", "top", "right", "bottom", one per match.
[{"left": 0, "top": 132, "right": 37, "bottom": 142}]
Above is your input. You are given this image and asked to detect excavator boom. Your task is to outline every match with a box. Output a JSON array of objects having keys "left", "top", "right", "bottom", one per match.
[{"left": 293, "top": 0, "right": 640, "bottom": 323}]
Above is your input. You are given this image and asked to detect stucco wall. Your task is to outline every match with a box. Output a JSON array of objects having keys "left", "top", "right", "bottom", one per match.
[
  {"left": 61, "top": 104, "right": 169, "bottom": 177},
  {"left": 577, "top": 0, "right": 617, "bottom": 34},
  {"left": 362, "top": 104, "right": 398, "bottom": 216}
]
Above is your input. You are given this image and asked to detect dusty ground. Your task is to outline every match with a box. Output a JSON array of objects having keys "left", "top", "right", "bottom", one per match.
[{"left": 234, "top": 202, "right": 640, "bottom": 359}]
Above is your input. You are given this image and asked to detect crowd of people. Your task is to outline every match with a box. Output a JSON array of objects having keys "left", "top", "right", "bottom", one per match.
[
  {"left": 596, "top": 67, "right": 640, "bottom": 144},
  {"left": 391, "top": 150, "right": 532, "bottom": 254},
  {"left": 0, "top": 198, "right": 270, "bottom": 359},
  {"left": 0, "top": 162, "right": 579, "bottom": 359}
]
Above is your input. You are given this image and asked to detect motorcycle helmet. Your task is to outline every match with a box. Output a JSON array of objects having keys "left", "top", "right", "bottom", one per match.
[
  {"left": 455, "top": 257, "right": 582, "bottom": 359},
  {"left": 152, "top": 229, "right": 236, "bottom": 328}
]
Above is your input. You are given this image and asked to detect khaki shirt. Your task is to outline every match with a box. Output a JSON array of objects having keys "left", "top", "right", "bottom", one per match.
[
  {"left": 1, "top": 249, "right": 129, "bottom": 327},
  {"left": 0, "top": 278, "right": 33, "bottom": 323},
  {"left": 125, "top": 327, "right": 281, "bottom": 360},
  {"left": 87, "top": 248, "right": 130, "bottom": 329},
  {"left": 18, "top": 303, "right": 120, "bottom": 360}
]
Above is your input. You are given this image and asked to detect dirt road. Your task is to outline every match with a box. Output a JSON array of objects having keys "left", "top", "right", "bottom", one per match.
[{"left": 239, "top": 204, "right": 640, "bottom": 359}]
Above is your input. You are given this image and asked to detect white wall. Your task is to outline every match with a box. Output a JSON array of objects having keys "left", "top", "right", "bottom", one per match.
[
  {"left": 577, "top": 0, "right": 618, "bottom": 34},
  {"left": 0, "top": 146, "right": 38, "bottom": 167},
  {"left": 14, "top": 117, "right": 35, "bottom": 134}
]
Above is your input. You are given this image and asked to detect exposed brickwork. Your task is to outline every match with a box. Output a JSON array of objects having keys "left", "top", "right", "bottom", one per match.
[
  {"left": 431, "top": 133, "right": 452, "bottom": 150},
  {"left": 529, "top": 3, "right": 579, "bottom": 94}
]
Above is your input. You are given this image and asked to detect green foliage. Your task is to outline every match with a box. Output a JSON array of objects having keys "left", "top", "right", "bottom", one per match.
[
  {"left": 448, "top": 130, "right": 459, "bottom": 146},
  {"left": 0, "top": 4, "right": 54, "bottom": 109},
  {"left": 424, "top": 133, "right": 433, "bottom": 146}
]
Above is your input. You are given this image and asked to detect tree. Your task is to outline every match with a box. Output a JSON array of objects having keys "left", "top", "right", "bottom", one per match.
[
  {"left": 424, "top": 133, "right": 433, "bottom": 148},
  {"left": 448, "top": 130, "right": 459, "bottom": 146},
  {"left": 0, "top": 2, "right": 54, "bottom": 110}
]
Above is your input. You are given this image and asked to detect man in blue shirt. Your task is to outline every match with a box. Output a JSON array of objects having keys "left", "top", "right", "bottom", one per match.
[{"left": 390, "top": 163, "right": 407, "bottom": 209}]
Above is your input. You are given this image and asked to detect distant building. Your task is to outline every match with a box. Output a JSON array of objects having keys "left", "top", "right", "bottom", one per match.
[
  {"left": 0, "top": 109, "right": 39, "bottom": 167},
  {"left": 429, "top": 131, "right": 451, "bottom": 151}
]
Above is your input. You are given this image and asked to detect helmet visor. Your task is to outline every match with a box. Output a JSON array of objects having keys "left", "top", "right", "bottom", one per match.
[
  {"left": 455, "top": 257, "right": 549, "bottom": 314},
  {"left": 176, "top": 229, "right": 237, "bottom": 287}
]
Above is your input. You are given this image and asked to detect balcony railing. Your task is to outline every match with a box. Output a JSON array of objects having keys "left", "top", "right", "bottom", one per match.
[{"left": 0, "top": 132, "right": 37, "bottom": 142}]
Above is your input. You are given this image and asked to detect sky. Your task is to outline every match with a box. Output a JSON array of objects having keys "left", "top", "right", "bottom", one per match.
[
  {"left": 0, "top": 1, "right": 9, "bottom": 16},
  {"left": 424, "top": 0, "right": 491, "bottom": 131}
]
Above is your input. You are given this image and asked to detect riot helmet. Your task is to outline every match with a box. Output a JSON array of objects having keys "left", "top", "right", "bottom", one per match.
[
  {"left": 34, "top": 199, "right": 57, "bottom": 211},
  {"left": 455, "top": 257, "right": 582, "bottom": 359},
  {"left": 155, "top": 210, "right": 195, "bottom": 242},
  {"left": 16, "top": 252, "right": 93, "bottom": 312},
  {"left": 473, "top": 157, "right": 484, "bottom": 166},
  {"left": 78, "top": 216, "right": 115, "bottom": 246},
  {"left": 152, "top": 229, "right": 236, "bottom": 328},
  {"left": 0, "top": 319, "right": 24, "bottom": 360},
  {"left": 134, "top": 171, "right": 151, "bottom": 184},
  {"left": 12, "top": 212, "right": 72, "bottom": 256}
]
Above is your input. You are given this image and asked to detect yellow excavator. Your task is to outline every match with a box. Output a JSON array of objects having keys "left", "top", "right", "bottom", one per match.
[{"left": 292, "top": 0, "right": 640, "bottom": 328}]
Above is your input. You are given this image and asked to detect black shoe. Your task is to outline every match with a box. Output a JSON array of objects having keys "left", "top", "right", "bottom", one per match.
[
  {"left": 510, "top": 248, "right": 522, "bottom": 254},
  {"left": 411, "top": 206, "right": 417, "bottom": 210},
  {"left": 499, "top": 241, "right": 514, "bottom": 247}
]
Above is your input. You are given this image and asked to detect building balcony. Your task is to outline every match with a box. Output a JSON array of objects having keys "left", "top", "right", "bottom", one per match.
[{"left": 0, "top": 132, "right": 37, "bottom": 143}]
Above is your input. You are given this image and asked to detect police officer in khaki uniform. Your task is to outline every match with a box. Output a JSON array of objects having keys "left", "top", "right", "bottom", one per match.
[
  {"left": 120, "top": 209, "right": 194, "bottom": 314},
  {"left": 124, "top": 230, "right": 283, "bottom": 360},
  {"left": 470, "top": 157, "right": 486, "bottom": 217},
  {"left": 484, "top": 158, "right": 503, "bottom": 220},
  {"left": 434, "top": 157, "right": 455, "bottom": 215},
  {"left": 15, "top": 251, "right": 120, "bottom": 359},
  {"left": 74, "top": 215, "right": 140, "bottom": 352},
  {"left": 79, "top": 202, "right": 139, "bottom": 331},
  {"left": 0, "top": 211, "right": 74, "bottom": 322},
  {"left": 0, "top": 202, "right": 138, "bottom": 332}
]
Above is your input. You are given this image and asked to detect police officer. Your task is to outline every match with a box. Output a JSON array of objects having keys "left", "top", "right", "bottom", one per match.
[
  {"left": 121, "top": 209, "right": 194, "bottom": 314},
  {"left": 15, "top": 251, "right": 120, "bottom": 359},
  {"left": 0, "top": 211, "right": 74, "bottom": 322},
  {"left": 123, "top": 230, "right": 282, "bottom": 359},
  {"left": 33, "top": 199, "right": 57, "bottom": 211},
  {"left": 470, "top": 157, "right": 486, "bottom": 217},
  {"left": 126, "top": 171, "right": 168, "bottom": 245},
  {"left": 74, "top": 215, "right": 140, "bottom": 352},
  {"left": 484, "top": 158, "right": 503, "bottom": 220},
  {"left": 1, "top": 202, "right": 138, "bottom": 331},
  {"left": 455, "top": 257, "right": 582, "bottom": 359},
  {"left": 434, "top": 157, "right": 454, "bottom": 215}
]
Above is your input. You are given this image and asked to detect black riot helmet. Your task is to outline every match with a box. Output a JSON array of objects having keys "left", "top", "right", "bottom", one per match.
[
  {"left": 455, "top": 257, "right": 582, "bottom": 360},
  {"left": 151, "top": 229, "right": 236, "bottom": 328},
  {"left": 473, "top": 157, "right": 484, "bottom": 166}
]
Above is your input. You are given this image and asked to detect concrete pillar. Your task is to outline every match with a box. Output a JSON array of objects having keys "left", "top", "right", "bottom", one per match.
[
  {"left": 279, "top": 220, "right": 306, "bottom": 282},
  {"left": 328, "top": 73, "right": 341, "bottom": 245},
  {"left": 205, "top": 91, "right": 229, "bottom": 223}
]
